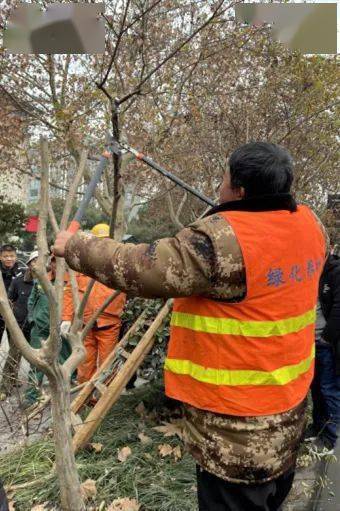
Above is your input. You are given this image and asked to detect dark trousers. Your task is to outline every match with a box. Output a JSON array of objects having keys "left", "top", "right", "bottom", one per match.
[
  {"left": 0, "top": 480, "right": 9, "bottom": 511},
  {"left": 311, "top": 342, "right": 340, "bottom": 447},
  {"left": 196, "top": 466, "right": 295, "bottom": 511}
]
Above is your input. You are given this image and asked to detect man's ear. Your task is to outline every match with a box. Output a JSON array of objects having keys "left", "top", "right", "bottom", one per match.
[{"left": 234, "top": 186, "right": 245, "bottom": 199}]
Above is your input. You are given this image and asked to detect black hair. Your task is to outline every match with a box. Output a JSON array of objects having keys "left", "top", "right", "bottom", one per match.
[
  {"left": 229, "top": 142, "right": 294, "bottom": 198},
  {"left": 0, "top": 244, "right": 17, "bottom": 253}
]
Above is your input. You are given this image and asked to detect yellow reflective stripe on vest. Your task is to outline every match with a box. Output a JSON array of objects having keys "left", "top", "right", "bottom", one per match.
[
  {"left": 171, "top": 308, "right": 316, "bottom": 338},
  {"left": 165, "top": 345, "right": 315, "bottom": 386}
]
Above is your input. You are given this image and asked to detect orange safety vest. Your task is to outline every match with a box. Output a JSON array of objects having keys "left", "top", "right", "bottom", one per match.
[
  {"left": 165, "top": 205, "right": 326, "bottom": 416},
  {"left": 62, "top": 273, "right": 126, "bottom": 328}
]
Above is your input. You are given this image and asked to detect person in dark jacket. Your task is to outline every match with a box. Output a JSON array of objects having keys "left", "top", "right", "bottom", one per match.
[
  {"left": 24, "top": 255, "right": 71, "bottom": 406},
  {"left": 0, "top": 244, "right": 26, "bottom": 345},
  {"left": 0, "top": 251, "right": 37, "bottom": 396},
  {"left": 305, "top": 249, "right": 340, "bottom": 452}
]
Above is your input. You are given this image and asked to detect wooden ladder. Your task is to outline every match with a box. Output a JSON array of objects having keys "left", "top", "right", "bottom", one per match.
[{"left": 71, "top": 299, "right": 172, "bottom": 452}]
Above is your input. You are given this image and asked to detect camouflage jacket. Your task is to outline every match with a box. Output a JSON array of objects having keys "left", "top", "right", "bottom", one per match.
[{"left": 64, "top": 195, "right": 327, "bottom": 484}]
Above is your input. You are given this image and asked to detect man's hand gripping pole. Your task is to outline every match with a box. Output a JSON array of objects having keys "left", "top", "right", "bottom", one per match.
[{"left": 111, "top": 141, "right": 216, "bottom": 207}]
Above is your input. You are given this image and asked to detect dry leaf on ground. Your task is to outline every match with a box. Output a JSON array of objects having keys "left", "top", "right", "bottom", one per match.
[
  {"left": 135, "top": 402, "right": 146, "bottom": 417},
  {"left": 107, "top": 497, "right": 141, "bottom": 510},
  {"left": 138, "top": 432, "right": 152, "bottom": 445},
  {"left": 117, "top": 446, "right": 132, "bottom": 462},
  {"left": 31, "top": 505, "right": 49, "bottom": 511},
  {"left": 172, "top": 445, "right": 182, "bottom": 461},
  {"left": 89, "top": 442, "right": 103, "bottom": 453},
  {"left": 158, "top": 443, "right": 174, "bottom": 457},
  {"left": 152, "top": 420, "right": 183, "bottom": 439},
  {"left": 80, "top": 479, "right": 97, "bottom": 500}
]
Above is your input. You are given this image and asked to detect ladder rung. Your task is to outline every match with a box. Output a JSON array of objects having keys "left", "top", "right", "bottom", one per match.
[
  {"left": 70, "top": 412, "right": 83, "bottom": 428},
  {"left": 94, "top": 382, "right": 107, "bottom": 395},
  {"left": 118, "top": 348, "right": 130, "bottom": 359}
]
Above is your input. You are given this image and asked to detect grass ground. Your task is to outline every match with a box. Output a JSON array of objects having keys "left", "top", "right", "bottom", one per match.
[
  {"left": 1, "top": 383, "right": 197, "bottom": 510},
  {"left": 2, "top": 382, "right": 332, "bottom": 511}
]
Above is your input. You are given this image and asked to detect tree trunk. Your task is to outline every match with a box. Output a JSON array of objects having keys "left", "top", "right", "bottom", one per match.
[{"left": 49, "top": 370, "right": 85, "bottom": 511}]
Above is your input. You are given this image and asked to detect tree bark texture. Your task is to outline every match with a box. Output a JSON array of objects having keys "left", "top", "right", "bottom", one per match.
[{"left": 49, "top": 368, "right": 85, "bottom": 511}]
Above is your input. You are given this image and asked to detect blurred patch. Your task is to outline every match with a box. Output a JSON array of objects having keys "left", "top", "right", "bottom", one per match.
[
  {"left": 4, "top": 3, "right": 105, "bottom": 54},
  {"left": 235, "top": 3, "right": 337, "bottom": 54}
]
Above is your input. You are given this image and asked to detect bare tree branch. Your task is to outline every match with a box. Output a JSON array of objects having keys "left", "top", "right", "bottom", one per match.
[
  {"left": 36, "top": 138, "right": 59, "bottom": 359},
  {"left": 68, "top": 269, "right": 80, "bottom": 312},
  {"left": 48, "top": 200, "right": 60, "bottom": 235},
  {"left": 60, "top": 149, "right": 87, "bottom": 230},
  {"left": 83, "top": 162, "right": 112, "bottom": 216},
  {"left": 0, "top": 85, "right": 60, "bottom": 132},
  {"left": 0, "top": 274, "right": 45, "bottom": 369},
  {"left": 117, "top": 0, "right": 226, "bottom": 105},
  {"left": 177, "top": 191, "right": 188, "bottom": 219},
  {"left": 47, "top": 55, "right": 59, "bottom": 108},
  {"left": 118, "top": 0, "right": 163, "bottom": 38},
  {"left": 71, "top": 280, "right": 95, "bottom": 335},
  {"left": 63, "top": 279, "right": 95, "bottom": 377},
  {"left": 99, "top": 0, "right": 164, "bottom": 91},
  {"left": 54, "top": 148, "right": 86, "bottom": 319},
  {"left": 167, "top": 191, "right": 185, "bottom": 229},
  {"left": 98, "top": 0, "right": 132, "bottom": 89},
  {"left": 60, "top": 55, "right": 71, "bottom": 107},
  {"left": 277, "top": 100, "right": 340, "bottom": 144}
]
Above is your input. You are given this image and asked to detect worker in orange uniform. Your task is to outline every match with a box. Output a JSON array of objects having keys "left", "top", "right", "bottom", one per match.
[{"left": 61, "top": 224, "right": 126, "bottom": 383}]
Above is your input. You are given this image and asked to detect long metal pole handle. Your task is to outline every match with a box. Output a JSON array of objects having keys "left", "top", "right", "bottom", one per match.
[
  {"left": 67, "top": 149, "right": 112, "bottom": 234},
  {"left": 123, "top": 145, "right": 216, "bottom": 207}
]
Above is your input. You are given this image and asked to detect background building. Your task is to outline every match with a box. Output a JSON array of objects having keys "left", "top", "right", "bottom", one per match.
[{"left": 0, "top": 92, "right": 29, "bottom": 205}]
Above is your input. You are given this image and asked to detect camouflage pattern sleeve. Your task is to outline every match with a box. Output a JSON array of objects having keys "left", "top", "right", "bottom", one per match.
[{"left": 64, "top": 214, "right": 246, "bottom": 300}]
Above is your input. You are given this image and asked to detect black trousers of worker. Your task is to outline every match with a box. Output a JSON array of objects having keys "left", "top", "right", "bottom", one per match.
[
  {"left": 196, "top": 465, "right": 295, "bottom": 511},
  {"left": 0, "top": 480, "right": 9, "bottom": 511}
]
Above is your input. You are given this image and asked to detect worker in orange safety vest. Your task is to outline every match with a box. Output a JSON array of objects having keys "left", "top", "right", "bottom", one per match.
[
  {"left": 54, "top": 143, "right": 328, "bottom": 511},
  {"left": 61, "top": 224, "right": 126, "bottom": 383}
]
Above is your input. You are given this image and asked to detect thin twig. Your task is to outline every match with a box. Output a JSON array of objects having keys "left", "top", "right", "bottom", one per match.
[
  {"left": 36, "top": 138, "right": 59, "bottom": 359},
  {"left": 0, "top": 273, "right": 43, "bottom": 368},
  {"left": 98, "top": 0, "right": 132, "bottom": 89},
  {"left": 63, "top": 279, "right": 96, "bottom": 378},
  {"left": 27, "top": 382, "right": 87, "bottom": 421},
  {"left": 0, "top": 402, "right": 13, "bottom": 432},
  {"left": 277, "top": 100, "right": 340, "bottom": 144},
  {"left": 68, "top": 269, "right": 80, "bottom": 312},
  {"left": 60, "top": 149, "right": 88, "bottom": 230},
  {"left": 5, "top": 472, "right": 55, "bottom": 492},
  {"left": 48, "top": 200, "right": 60, "bottom": 235},
  {"left": 117, "top": 0, "right": 226, "bottom": 105},
  {"left": 72, "top": 280, "right": 96, "bottom": 334}
]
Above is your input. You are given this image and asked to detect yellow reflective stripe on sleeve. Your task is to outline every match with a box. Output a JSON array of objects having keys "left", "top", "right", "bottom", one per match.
[
  {"left": 171, "top": 308, "right": 316, "bottom": 337},
  {"left": 164, "top": 345, "right": 315, "bottom": 386}
]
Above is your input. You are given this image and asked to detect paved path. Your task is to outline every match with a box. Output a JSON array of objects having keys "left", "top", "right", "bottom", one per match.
[
  {"left": 311, "top": 438, "right": 340, "bottom": 511},
  {"left": 0, "top": 332, "right": 50, "bottom": 454},
  {"left": 283, "top": 460, "right": 322, "bottom": 510}
]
